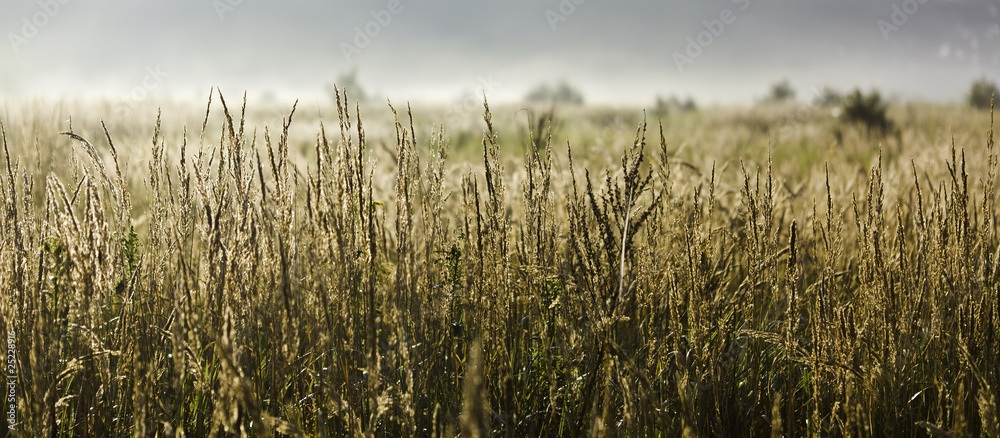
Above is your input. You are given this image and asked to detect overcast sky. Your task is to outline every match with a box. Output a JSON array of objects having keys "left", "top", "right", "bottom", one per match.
[{"left": 2, "top": 0, "right": 999, "bottom": 106}]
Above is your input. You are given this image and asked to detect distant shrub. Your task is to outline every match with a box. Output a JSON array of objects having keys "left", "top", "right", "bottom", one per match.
[
  {"left": 765, "top": 79, "right": 796, "bottom": 103},
  {"left": 328, "top": 68, "right": 370, "bottom": 102},
  {"left": 812, "top": 87, "right": 842, "bottom": 107},
  {"left": 840, "top": 89, "right": 893, "bottom": 135},
  {"left": 967, "top": 78, "right": 998, "bottom": 110},
  {"left": 653, "top": 95, "right": 697, "bottom": 117},
  {"left": 525, "top": 81, "right": 584, "bottom": 105}
]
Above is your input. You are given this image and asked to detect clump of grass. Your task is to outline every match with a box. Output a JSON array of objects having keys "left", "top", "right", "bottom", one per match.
[{"left": 0, "top": 90, "right": 998, "bottom": 437}]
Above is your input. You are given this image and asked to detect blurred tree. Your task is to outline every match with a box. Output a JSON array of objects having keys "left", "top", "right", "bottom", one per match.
[
  {"left": 812, "top": 87, "right": 842, "bottom": 107},
  {"left": 525, "top": 81, "right": 584, "bottom": 105},
  {"left": 967, "top": 77, "right": 999, "bottom": 110},
  {"left": 840, "top": 89, "right": 893, "bottom": 135},
  {"left": 328, "top": 68, "right": 369, "bottom": 102},
  {"left": 681, "top": 97, "right": 697, "bottom": 111},
  {"left": 653, "top": 95, "right": 697, "bottom": 117},
  {"left": 766, "top": 79, "right": 796, "bottom": 103}
]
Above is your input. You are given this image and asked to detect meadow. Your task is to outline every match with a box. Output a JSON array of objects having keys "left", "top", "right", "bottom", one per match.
[{"left": 0, "top": 89, "right": 998, "bottom": 437}]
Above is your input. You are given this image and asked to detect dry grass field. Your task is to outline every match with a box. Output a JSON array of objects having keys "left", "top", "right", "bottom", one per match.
[{"left": 1, "top": 89, "right": 998, "bottom": 436}]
